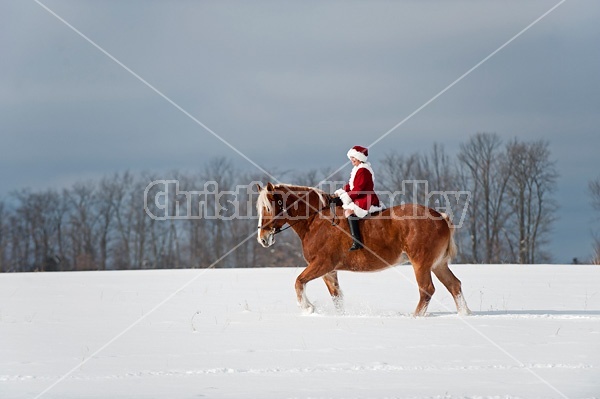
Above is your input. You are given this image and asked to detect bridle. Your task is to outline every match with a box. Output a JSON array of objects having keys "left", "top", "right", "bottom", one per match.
[
  {"left": 257, "top": 198, "right": 289, "bottom": 235},
  {"left": 258, "top": 195, "right": 335, "bottom": 236}
]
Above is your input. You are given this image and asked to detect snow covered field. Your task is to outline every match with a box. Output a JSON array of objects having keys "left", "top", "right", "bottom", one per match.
[{"left": 1, "top": 265, "right": 599, "bottom": 399}]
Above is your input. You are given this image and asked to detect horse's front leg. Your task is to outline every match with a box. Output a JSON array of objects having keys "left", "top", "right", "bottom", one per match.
[
  {"left": 295, "top": 263, "right": 330, "bottom": 314},
  {"left": 323, "top": 271, "right": 344, "bottom": 314}
]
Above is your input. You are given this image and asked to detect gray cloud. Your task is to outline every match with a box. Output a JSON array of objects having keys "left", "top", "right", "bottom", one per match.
[{"left": 1, "top": 0, "right": 599, "bottom": 262}]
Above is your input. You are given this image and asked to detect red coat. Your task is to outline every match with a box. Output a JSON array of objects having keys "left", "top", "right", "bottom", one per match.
[{"left": 343, "top": 164, "right": 380, "bottom": 212}]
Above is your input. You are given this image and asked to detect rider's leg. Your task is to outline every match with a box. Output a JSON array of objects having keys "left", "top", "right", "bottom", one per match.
[{"left": 346, "top": 212, "right": 363, "bottom": 251}]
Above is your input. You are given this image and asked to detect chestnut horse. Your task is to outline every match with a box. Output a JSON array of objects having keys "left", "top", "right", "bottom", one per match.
[{"left": 256, "top": 182, "right": 471, "bottom": 316}]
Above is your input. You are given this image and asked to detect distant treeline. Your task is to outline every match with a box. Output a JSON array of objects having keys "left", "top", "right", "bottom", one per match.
[{"left": 0, "top": 133, "right": 569, "bottom": 272}]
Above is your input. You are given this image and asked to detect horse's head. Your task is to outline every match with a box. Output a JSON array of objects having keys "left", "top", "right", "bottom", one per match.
[{"left": 256, "top": 182, "right": 288, "bottom": 247}]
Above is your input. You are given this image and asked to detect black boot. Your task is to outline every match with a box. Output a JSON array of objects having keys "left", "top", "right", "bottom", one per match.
[{"left": 347, "top": 215, "right": 363, "bottom": 251}]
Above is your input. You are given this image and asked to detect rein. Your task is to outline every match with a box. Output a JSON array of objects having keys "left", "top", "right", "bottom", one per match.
[
  {"left": 272, "top": 219, "right": 301, "bottom": 235},
  {"left": 261, "top": 196, "right": 336, "bottom": 236}
]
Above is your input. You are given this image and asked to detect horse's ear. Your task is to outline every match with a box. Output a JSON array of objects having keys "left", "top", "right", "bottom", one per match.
[
  {"left": 266, "top": 182, "right": 275, "bottom": 192},
  {"left": 256, "top": 183, "right": 262, "bottom": 192}
]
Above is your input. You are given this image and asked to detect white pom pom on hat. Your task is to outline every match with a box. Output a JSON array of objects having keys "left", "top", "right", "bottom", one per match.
[{"left": 347, "top": 145, "right": 369, "bottom": 162}]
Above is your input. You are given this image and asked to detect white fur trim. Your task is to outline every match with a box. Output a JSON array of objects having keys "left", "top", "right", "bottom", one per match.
[
  {"left": 342, "top": 203, "right": 383, "bottom": 218},
  {"left": 334, "top": 188, "right": 345, "bottom": 197},
  {"left": 339, "top": 191, "right": 352, "bottom": 206},
  {"left": 347, "top": 148, "right": 368, "bottom": 163}
]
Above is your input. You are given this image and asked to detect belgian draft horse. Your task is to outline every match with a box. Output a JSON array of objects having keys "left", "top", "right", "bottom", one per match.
[{"left": 256, "top": 183, "right": 471, "bottom": 317}]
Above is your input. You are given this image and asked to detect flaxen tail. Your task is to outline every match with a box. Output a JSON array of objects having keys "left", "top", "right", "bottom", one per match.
[{"left": 440, "top": 213, "right": 457, "bottom": 260}]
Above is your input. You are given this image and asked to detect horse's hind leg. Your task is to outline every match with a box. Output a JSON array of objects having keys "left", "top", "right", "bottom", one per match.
[
  {"left": 295, "top": 263, "right": 329, "bottom": 314},
  {"left": 323, "top": 271, "right": 344, "bottom": 313},
  {"left": 412, "top": 264, "right": 435, "bottom": 317},
  {"left": 432, "top": 262, "right": 471, "bottom": 315}
]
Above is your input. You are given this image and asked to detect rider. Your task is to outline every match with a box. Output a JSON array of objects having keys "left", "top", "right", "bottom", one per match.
[{"left": 334, "top": 145, "right": 383, "bottom": 251}]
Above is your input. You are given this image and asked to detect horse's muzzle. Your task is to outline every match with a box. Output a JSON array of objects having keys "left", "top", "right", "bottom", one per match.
[{"left": 258, "top": 230, "right": 275, "bottom": 247}]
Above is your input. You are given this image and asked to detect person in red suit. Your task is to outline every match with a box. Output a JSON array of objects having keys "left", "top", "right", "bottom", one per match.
[{"left": 334, "top": 146, "right": 383, "bottom": 251}]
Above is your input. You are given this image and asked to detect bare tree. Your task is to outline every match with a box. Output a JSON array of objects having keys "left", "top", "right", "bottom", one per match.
[
  {"left": 457, "top": 133, "right": 510, "bottom": 263},
  {"left": 10, "top": 190, "right": 36, "bottom": 271},
  {"left": 130, "top": 176, "right": 151, "bottom": 269},
  {"left": 111, "top": 171, "right": 136, "bottom": 269},
  {"left": 7, "top": 209, "right": 28, "bottom": 272},
  {"left": 592, "top": 236, "right": 600, "bottom": 265},
  {"left": 505, "top": 139, "right": 558, "bottom": 264},
  {"left": 180, "top": 157, "right": 243, "bottom": 268},
  {"left": 96, "top": 176, "right": 117, "bottom": 270},
  {"left": 66, "top": 182, "right": 99, "bottom": 270},
  {"left": 419, "top": 143, "right": 454, "bottom": 191},
  {"left": 0, "top": 201, "right": 6, "bottom": 272},
  {"left": 8, "top": 189, "right": 65, "bottom": 271},
  {"left": 378, "top": 145, "right": 455, "bottom": 207},
  {"left": 378, "top": 152, "right": 423, "bottom": 191},
  {"left": 292, "top": 169, "right": 321, "bottom": 187},
  {"left": 419, "top": 143, "right": 464, "bottom": 216},
  {"left": 590, "top": 176, "right": 600, "bottom": 212},
  {"left": 589, "top": 176, "right": 600, "bottom": 264}
]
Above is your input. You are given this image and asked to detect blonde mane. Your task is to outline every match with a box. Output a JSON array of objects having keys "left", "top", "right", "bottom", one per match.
[{"left": 256, "top": 186, "right": 273, "bottom": 214}]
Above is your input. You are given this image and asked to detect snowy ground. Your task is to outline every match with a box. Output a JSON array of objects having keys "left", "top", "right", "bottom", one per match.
[{"left": 1, "top": 265, "right": 599, "bottom": 399}]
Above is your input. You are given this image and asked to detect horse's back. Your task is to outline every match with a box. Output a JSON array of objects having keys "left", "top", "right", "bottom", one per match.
[
  {"left": 311, "top": 203, "right": 451, "bottom": 262},
  {"left": 383, "top": 203, "right": 442, "bottom": 218},
  {"left": 364, "top": 203, "right": 452, "bottom": 254},
  {"left": 364, "top": 204, "right": 448, "bottom": 229}
]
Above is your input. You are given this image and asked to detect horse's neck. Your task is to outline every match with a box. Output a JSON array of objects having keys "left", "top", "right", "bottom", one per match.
[
  {"left": 285, "top": 189, "right": 324, "bottom": 240},
  {"left": 289, "top": 218, "right": 312, "bottom": 242},
  {"left": 285, "top": 190, "right": 324, "bottom": 216}
]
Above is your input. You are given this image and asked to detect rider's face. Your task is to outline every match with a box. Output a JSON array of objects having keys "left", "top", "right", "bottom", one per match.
[{"left": 350, "top": 157, "right": 361, "bottom": 166}]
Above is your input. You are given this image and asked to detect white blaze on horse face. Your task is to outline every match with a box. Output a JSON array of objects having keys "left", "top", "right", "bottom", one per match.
[
  {"left": 257, "top": 206, "right": 266, "bottom": 245},
  {"left": 257, "top": 205, "right": 276, "bottom": 247},
  {"left": 258, "top": 214, "right": 267, "bottom": 246}
]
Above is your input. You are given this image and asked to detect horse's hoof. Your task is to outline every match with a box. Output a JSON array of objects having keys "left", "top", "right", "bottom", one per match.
[
  {"left": 458, "top": 308, "right": 472, "bottom": 316},
  {"left": 302, "top": 305, "right": 315, "bottom": 314},
  {"left": 333, "top": 300, "right": 345, "bottom": 315},
  {"left": 297, "top": 300, "right": 314, "bottom": 314}
]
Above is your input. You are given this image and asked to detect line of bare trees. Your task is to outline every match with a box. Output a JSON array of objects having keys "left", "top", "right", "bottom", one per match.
[
  {"left": 0, "top": 162, "right": 251, "bottom": 272},
  {"left": 0, "top": 133, "right": 570, "bottom": 272},
  {"left": 0, "top": 158, "right": 342, "bottom": 272},
  {"left": 379, "top": 133, "right": 559, "bottom": 264}
]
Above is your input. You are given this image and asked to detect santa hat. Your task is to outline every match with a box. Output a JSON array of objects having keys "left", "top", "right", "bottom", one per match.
[{"left": 347, "top": 145, "right": 369, "bottom": 163}]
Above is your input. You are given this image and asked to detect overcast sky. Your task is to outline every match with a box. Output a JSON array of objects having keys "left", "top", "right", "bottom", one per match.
[{"left": 1, "top": 0, "right": 599, "bottom": 262}]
